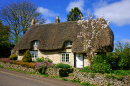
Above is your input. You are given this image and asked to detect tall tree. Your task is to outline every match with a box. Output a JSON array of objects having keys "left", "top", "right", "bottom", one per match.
[
  {"left": 0, "top": 0, "right": 45, "bottom": 44},
  {"left": 0, "top": 20, "right": 10, "bottom": 42},
  {"left": 67, "top": 7, "right": 83, "bottom": 21},
  {"left": 0, "top": 20, "right": 14, "bottom": 58}
]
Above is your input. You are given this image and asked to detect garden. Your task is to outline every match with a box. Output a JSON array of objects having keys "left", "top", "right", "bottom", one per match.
[{"left": 0, "top": 41, "right": 130, "bottom": 86}]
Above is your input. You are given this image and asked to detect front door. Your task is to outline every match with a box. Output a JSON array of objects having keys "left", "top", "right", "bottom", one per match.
[{"left": 76, "top": 54, "right": 83, "bottom": 68}]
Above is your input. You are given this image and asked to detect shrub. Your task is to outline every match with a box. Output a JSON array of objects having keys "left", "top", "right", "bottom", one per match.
[
  {"left": 35, "top": 63, "right": 47, "bottom": 74},
  {"left": 0, "top": 58, "right": 11, "bottom": 63},
  {"left": 36, "top": 57, "right": 53, "bottom": 63},
  {"left": 22, "top": 50, "right": 32, "bottom": 62},
  {"left": 10, "top": 61, "right": 35, "bottom": 68},
  {"left": 9, "top": 54, "right": 17, "bottom": 60},
  {"left": 36, "top": 57, "right": 44, "bottom": 62},
  {"left": 53, "top": 63, "right": 72, "bottom": 69},
  {"left": 79, "top": 66, "right": 90, "bottom": 73},
  {"left": 91, "top": 60, "right": 111, "bottom": 73},
  {"left": 44, "top": 57, "right": 53, "bottom": 63},
  {"left": 34, "top": 62, "right": 54, "bottom": 74}
]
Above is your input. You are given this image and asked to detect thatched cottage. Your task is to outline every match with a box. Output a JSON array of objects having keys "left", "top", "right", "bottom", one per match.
[{"left": 11, "top": 16, "right": 114, "bottom": 68}]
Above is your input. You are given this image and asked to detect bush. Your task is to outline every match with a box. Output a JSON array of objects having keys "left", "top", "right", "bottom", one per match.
[
  {"left": 36, "top": 57, "right": 44, "bottom": 62},
  {"left": 35, "top": 63, "right": 47, "bottom": 74},
  {"left": 34, "top": 62, "right": 54, "bottom": 74},
  {"left": 9, "top": 54, "right": 17, "bottom": 60},
  {"left": 91, "top": 60, "right": 111, "bottom": 73},
  {"left": 0, "top": 58, "right": 11, "bottom": 63},
  {"left": 10, "top": 61, "right": 35, "bottom": 68},
  {"left": 44, "top": 57, "right": 53, "bottom": 63},
  {"left": 53, "top": 63, "right": 72, "bottom": 69},
  {"left": 36, "top": 57, "right": 53, "bottom": 63},
  {"left": 79, "top": 66, "right": 90, "bottom": 73},
  {"left": 22, "top": 50, "right": 32, "bottom": 62}
]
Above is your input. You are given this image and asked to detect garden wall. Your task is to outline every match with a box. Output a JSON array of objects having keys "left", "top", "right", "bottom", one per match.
[
  {"left": 0, "top": 62, "right": 35, "bottom": 73},
  {"left": 74, "top": 71, "right": 130, "bottom": 86},
  {"left": 0, "top": 62, "right": 72, "bottom": 77}
]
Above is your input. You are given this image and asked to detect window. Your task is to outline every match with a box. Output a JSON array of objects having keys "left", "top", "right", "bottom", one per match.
[
  {"left": 64, "top": 41, "right": 72, "bottom": 47},
  {"left": 33, "top": 41, "right": 38, "bottom": 48},
  {"left": 61, "top": 53, "right": 69, "bottom": 62},
  {"left": 30, "top": 51, "right": 38, "bottom": 59}
]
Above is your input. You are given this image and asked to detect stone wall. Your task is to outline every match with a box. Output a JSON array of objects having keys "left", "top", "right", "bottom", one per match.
[
  {"left": 46, "top": 68, "right": 73, "bottom": 77},
  {"left": 0, "top": 62, "right": 35, "bottom": 73},
  {"left": 74, "top": 71, "right": 130, "bottom": 86}
]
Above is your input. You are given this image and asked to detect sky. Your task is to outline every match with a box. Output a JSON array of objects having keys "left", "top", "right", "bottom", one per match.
[{"left": 0, "top": 0, "right": 130, "bottom": 49}]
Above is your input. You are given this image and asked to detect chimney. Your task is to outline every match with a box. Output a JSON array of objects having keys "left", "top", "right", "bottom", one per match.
[
  {"left": 55, "top": 16, "right": 60, "bottom": 23},
  {"left": 31, "top": 19, "right": 35, "bottom": 25}
]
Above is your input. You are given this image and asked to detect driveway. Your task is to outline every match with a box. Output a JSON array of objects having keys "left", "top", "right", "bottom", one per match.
[{"left": 0, "top": 68, "right": 81, "bottom": 86}]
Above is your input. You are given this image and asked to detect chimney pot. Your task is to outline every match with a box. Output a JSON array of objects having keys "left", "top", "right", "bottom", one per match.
[
  {"left": 31, "top": 19, "right": 35, "bottom": 25},
  {"left": 55, "top": 16, "right": 60, "bottom": 23}
]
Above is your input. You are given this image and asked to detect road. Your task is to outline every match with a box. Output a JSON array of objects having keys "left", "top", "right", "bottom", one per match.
[{"left": 0, "top": 68, "right": 81, "bottom": 86}]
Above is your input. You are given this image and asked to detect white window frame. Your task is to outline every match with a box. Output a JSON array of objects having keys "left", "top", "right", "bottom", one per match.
[
  {"left": 65, "top": 41, "right": 72, "bottom": 47},
  {"left": 61, "top": 53, "right": 70, "bottom": 62},
  {"left": 30, "top": 51, "right": 38, "bottom": 59},
  {"left": 33, "top": 41, "right": 38, "bottom": 48}
]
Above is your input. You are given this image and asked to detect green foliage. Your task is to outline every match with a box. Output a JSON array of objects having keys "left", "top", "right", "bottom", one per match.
[
  {"left": 67, "top": 7, "right": 83, "bottom": 21},
  {"left": 9, "top": 54, "right": 17, "bottom": 60},
  {"left": 71, "top": 78, "right": 80, "bottom": 83},
  {"left": 61, "top": 78, "right": 68, "bottom": 81},
  {"left": 53, "top": 63, "right": 72, "bottom": 69},
  {"left": 79, "top": 66, "right": 91, "bottom": 73},
  {"left": 36, "top": 57, "right": 53, "bottom": 63},
  {"left": 91, "top": 60, "right": 111, "bottom": 74},
  {"left": 89, "top": 73, "right": 95, "bottom": 78},
  {"left": 43, "top": 73, "right": 48, "bottom": 77},
  {"left": 111, "top": 70, "right": 130, "bottom": 76},
  {"left": 35, "top": 63, "right": 47, "bottom": 74},
  {"left": 0, "top": 20, "right": 14, "bottom": 58},
  {"left": 107, "top": 41, "right": 130, "bottom": 70},
  {"left": 36, "top": 57, "right": 44, "bottom": 62},
  {"left": 22, "top": 50, "right": 32, "bottom": 62},
  {"left": 0, "top": 64, "right": 3, "bottom": 68},
  {"left": 81, "top": 82, "right": 90, "bottom": 85},
  {"left": 44, "top": 57, "right": 53, "bottom": 63}
]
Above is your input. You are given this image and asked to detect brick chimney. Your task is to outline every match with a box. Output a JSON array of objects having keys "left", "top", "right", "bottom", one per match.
[
  {"left": 55, "top": 16, "right": 60, "bottom": 23},
  {"left": 31, "top": 19, "right": 35, "bottom": 25}
]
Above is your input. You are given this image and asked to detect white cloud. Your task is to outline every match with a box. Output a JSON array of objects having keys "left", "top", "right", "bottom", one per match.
[
  {"left": 121, "top": 39, "right": 130, "bottom": 44},
  {"left": 93, "top": 0, "right": 108, "bottom": 10},
  {"left": 37, "top": 7, "right": 58, "bottom": 17},
  {"left": 66, "top": 0, "right": 84, "bottom": 12},
  {"left": 94, "top": 0, "right": 130, "bottom": 26},
  {"left": 44, "top": 19, "right": 52, "bottom": 24}
]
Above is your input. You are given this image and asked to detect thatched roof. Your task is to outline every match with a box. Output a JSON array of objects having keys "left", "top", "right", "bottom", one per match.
[{"left": 12, "top": 21, "right": 114, "bottom": 53}]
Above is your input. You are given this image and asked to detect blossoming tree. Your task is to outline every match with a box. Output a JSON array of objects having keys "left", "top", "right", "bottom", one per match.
[{"left": 77, "top": 12, "right": 110, "bottom": 69}]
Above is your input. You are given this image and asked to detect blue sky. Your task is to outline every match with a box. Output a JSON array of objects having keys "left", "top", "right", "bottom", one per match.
[{"left": 0, "top": 0, "right": 130, "bottom": 48}]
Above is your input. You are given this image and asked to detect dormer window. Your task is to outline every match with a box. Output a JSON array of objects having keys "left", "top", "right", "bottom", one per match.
[
  {"left": 64, "top": 41, "right": 72, "bottom": 47},
  {"left": 33, "top": 41, "right": 38, "bottom": 48}
]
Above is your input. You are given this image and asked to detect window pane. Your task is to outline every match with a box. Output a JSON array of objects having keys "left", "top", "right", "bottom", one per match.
[
  {"left": 35, "top": 41, "right": 38, "bottom": 45},
  {"left": 62, "top": 54, "right": 65, "bottom": 62},
  {"left": 66, "top": 54, "right": 69, "bottom": 62}
]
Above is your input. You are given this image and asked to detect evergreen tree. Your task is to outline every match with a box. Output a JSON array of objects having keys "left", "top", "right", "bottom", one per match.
[
  {"left": 22, "top": 50, "right": 32, "bottom": 62},
  {"left": 67, "top": 7, "right": 83, "bottom": 21},
  {"left": 0, "top": 20, "right": 14, "bottom": 58}
]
